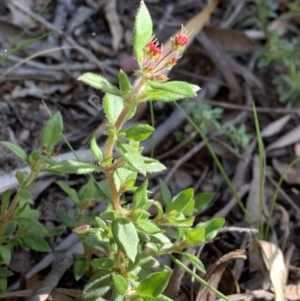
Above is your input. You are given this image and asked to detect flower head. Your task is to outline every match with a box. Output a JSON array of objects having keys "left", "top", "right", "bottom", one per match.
[
  {"left": 138, "top": 26, "right": 189, "bottom": 81},
  {"left": 171, "top": 26, "right": 189, "bottom": 51}
]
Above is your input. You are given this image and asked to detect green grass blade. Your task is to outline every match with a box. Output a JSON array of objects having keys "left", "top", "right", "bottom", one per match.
[
  {"left": 170, "top": 255, "right": 233, "bottom": 301},
  {"left": 265, "top": 156, "right": 300, "bottom": 239},
  {"left": 174, "top": 102, "right": 255, "bottom": 227}
]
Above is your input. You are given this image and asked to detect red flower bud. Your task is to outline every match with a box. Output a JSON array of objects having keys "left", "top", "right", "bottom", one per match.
[
  {"left": 166, "top": 57, "right": 177, "bottom": 68},
  {"left": 145, "top": 41, "right": 162, "bottom": 57},
  {"left": 175, "top": 33, "right": 188, "bottom": 46}
]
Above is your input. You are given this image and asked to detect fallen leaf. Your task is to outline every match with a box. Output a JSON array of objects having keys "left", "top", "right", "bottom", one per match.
[
  {"left": 196, "top": 249, "right": 247, "bottom": 301},
  {"left": 203, "top": 26, "right": 259, "bottom": 52},
  {"left": 261, "top": 115, "right": 292, "bottom": 138},
  {"left": 2, "top": 0, "right": 34, "bottom": 28},
  {"left": 246, "top": 155, "right": 264, "bottom": 224},
  {"left": 272, "top": 158, "right": 300, "bottom": 185},
  {"left": 258, "top": 240, "right": 287, "bottom": 301},
  {"left": 266, "top": 125, "right": 300, "bottom": 152},
  {"left": 103, "top": 0, "right": 123, "bottom": 51}
]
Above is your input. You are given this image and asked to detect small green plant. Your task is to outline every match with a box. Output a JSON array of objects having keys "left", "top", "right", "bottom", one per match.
[
  {"left": 250, "top": 0, "right": 300, "bottom": 103},
  {"left": 176, "top": 101, "right": 252, "bottom": 151},
  {"left": 0, "top": 2, "right": 225, "bottom": 299}
]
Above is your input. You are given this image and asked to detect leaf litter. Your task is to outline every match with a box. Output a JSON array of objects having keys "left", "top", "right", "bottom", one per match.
[{"left": 1, "top": 0, "right": 300, "bottom": 300}]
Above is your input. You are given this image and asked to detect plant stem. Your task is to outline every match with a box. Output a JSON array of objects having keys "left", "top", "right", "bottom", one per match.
[
  {"left": 104, "top": 78, "right": 146, "bottom": 211},
  {"left": 106, "top": 172, "right": 123, "bottom": 211}
]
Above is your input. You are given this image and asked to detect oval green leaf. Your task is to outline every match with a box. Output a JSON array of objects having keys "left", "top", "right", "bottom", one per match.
[
  {"left": 42, "top": 111, "right": 63, "bottom": 152},
  {"left": 111, "top": 217, "right": 139, "bottom": 262},
  {"left": 136, "top": 271, "right": 172, "bottom": 298}
]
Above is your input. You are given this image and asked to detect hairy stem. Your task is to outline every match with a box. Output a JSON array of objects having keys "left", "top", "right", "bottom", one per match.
[{"left": 104, "top": 78, "right": 146, "bottom": 211}]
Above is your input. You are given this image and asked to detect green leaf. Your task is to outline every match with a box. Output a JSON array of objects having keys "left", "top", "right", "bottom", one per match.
[
  {"left": 111, "top": 290, "right": 124, "bottom": 301},
  {"left": 196, "top": 218, "right": 225, "bottom": 241},
  {"left": 136, "top": 271, "right": 172, "bottom": 298},
  {"left": 134, "top": 295, "right": 173, "bottom": 301},
  {"left": 56, "top": 209, "right": 77, "bottom": 228},
  {"left": 149, "top": 233, "right": 171, "bottom": 245},
  {"left": 112, "top": 217, "right": 139, "bottom": 262},
  {"left": 56, "top": 181, "right": 80, "bottom": 204},
  {"left": 90, "top": 134, "right": 103, "bottom": 162},
  {"left": 45, "top": 227, "right": 64, "bottom": 236},
  {"left": 137, "top": 221, "right": 162, "bottom": 234},
  {"left": 118, "top": 69, "right": 132, "bottom": 94},
  {"left": 15, "top": 170, "right": 25, "bottom": 185},
  {"left": 45, "top": 159, "right": 99, "bottom": 174},
  {"left": 117, "top": 143, "right": 146, "bottom": 175},
  {"left": 0, "top": 277, "right": 7, "bottom": 292},
  {"left": 166, "top": 188, "right": 194, "bottom": 214},
  {"left": 183, "top": 227, "right": 205, "bottom": 246},
  {"left": 114, "top": 167, "right": 137, "bottom": 192},
  {"left": 143, "top": 90, "right": 188, "bottom": 102},
  {"left": 73, "top": 257, "right": 89, "bottom": 281},
  {"left": 19, "top": 235, "right": 51, "bottom": 252},
  {"left": 147, "top": 81, "right": 200, "bottom": 98},
  {"left": 182, "top": 253, "right": 206, "bottom": 273},
  {"left": 0, "top": 267, "right": 13, "bottom": 278},
  {"left": 78, "top": 73, "right": 121, "bottom": 96},
  {"left": 42, "top": 111, "right": 63, "bottom": 152},
  {"left": 125, "top": 124, "right": 154, "bottom": 142},
  {"left": 194, "top": 192, "right": 215, "bottom": 213},
  {"left": 103, "top": 93, "right": 124, "bottom": 124},
  {"left": 14, "top": 217, "right": 47, "bottom": 234},
  {"left": 133, "top": 180, "right": 148, "bottom": 209},
  {"left": 17, "top": 189, "right": 31, "bottom": 201},
  {"left": 143, "top": 157, "right": 166, "bottom": 173},
  {"left": 3, "top": 221, "right": 17, "bottom": 237},
  {"left": 91, "top": 257, "right": 114, "bottom": 270},
  {"left": 0, "top": 141, "right": 28, "bottom": 163},
  {"left": 112, "top": 273, "right": 128, "bottom": 295},
  {"left": 159, "top": 179, "right": 172, "bottom": 205},
  {"left": 1, "top": 190, "right": 10, "bottom": 215},
  {"left": 182, "top": 198, "right": 195, "bottom": 216},
  {"left": 160, "top": 216, "right": 194, "bottom": 228},
  {"left": 83, "top": 271, "right": 111, "bottom": 301},
  {"left": 0, "top": 246, "right": 11, "bottom": 265},
  {"left": 133, "top": 1, "right": 153, "bottom": 64},
  {"left": 81, "top": 176, "right": 96, "bottom": 201},
  {"left": 28, "top": 150, "right": 39, "bottom": 166}
]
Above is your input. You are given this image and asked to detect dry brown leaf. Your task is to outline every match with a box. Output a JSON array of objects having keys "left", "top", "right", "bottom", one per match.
[
  {"left": 261, "top": 115, "right": 292, "bottom": 138},
  {"left": 2, "top": 0, "right": 33, "bottom": 27},
  {"left": 266, "top": 125, "right": 300, "bottom": 152},
  {"left": 258, "top": 240, "right": 287, "bottom": 301},
  {"left": 0, "top": 20, "right": 28, "bottom": 47},
  {"left": 196, "top": 249, "right": 247, "bottom": 301},
  {"left": 294, "top": 143, "right": 300, "bottom": 157},
  {"left": 272, "top": 158, "right": 300, "bottom": 185},
  {"left": 103, "top": 0, "right": 123, "bottom": 51},
  {"left": 216, "top": 290, "right": 275, "bottom": 301},
  {"left": 202, "top": 26, "right": 259, "bottom": 52},
  {"left": 276, "top": 204, "right": 289, "bottom": 251},
  {"left": 246, "top": 155, "right": 264, "bottom": 224}
]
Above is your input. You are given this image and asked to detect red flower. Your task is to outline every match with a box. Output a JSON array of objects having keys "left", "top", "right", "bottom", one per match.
[
  {"left": 175, "top": 32, "right": 188, "bottom": 46},
  {"left": 145, "top": 41, "right": 162, "bottom": 57}
]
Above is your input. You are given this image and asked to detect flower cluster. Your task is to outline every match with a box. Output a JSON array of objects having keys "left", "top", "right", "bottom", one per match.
[{"left": 140, "top": 26, "right": 189, "bottom": 82}]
